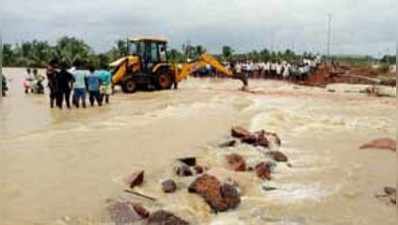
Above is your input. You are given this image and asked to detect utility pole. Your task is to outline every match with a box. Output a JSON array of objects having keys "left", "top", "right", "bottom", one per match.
[
  {"left": 327, "top": 14, "right": 332, "bottom": 63},
  {"left": 396, "top": 41, "right": 398, "bottom": 216}
]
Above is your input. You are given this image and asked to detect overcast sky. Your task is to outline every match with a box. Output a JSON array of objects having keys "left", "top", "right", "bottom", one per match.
[{"left": 1, "top": 0, "right": 397, "bottom": 56}]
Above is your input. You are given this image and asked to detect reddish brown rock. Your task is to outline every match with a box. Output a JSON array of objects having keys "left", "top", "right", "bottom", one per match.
[
  {"left": 107, "top": 201, "right": 148, "bottom": 225},
  {"left": 194, "top": 165, "right": 204, "bottom": 174},
  {"left": 255, "top": 130, "right": 281, "bottom": 147},
  {"left": 131, "top": 203, "right": 150, "bottom": 219},
  {"left": 147, "top": 210, "right": 189, "bottom": 225},
  {"left": 264, "top": 131, "right": 282, "bottom": 146},
  {"left": 162, "top": 179, "right": 177, "bottom": 193},
  {"left": 231, "top": 126, "right": 252, "bottom": 138},
  {"left": 268, "top": 151, "right": 288, "bottom": 162},
  {"left": 188, "top": 174, "right": 241, "bottom": 212},
  {"left": 360, "top": 138, "right": 396, "bottom": 151},
  {"left": 241, "top": 134, "right": 258, "bottom": 145},
  {"left": 124, "top": 170, "right": 144, "bottom": 188},
  {"left": 220, "top": 183, "right": 241, "bottom": 209},
  {"left": 225, "top": 154, "right": 246, "bottom": 172},
  {"left": 255, "top": 162, "right": 272, "bottom": 180},
  {"left": 256, "top": 133, "right": 270, "bottom": 148}
]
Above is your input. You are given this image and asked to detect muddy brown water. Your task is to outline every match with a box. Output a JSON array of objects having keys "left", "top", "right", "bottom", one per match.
[{"left": 0, "top": 68, "right": 396, "bottom": 225}]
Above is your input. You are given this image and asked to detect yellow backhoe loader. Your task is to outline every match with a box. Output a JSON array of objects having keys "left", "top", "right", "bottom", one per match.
[{"left": 110, "top": 37, "right": 247, "bottom": 93}]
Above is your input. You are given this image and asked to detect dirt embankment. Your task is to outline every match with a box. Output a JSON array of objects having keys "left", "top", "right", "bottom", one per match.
[{"left": 299, "top": 63, "right": 396, "bottom": 87}]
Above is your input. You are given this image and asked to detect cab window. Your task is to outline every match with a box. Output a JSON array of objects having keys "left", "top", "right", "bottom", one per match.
[{"left": 150, "top": 43, "right": 159, "bottom": 62}]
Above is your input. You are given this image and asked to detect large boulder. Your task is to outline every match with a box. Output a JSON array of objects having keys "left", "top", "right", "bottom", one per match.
[
  {"left": 360, "top": 138, "right": 396, "bottom": 151},
  {"left": 225, "top": 154, "right": 246, "bottom": 172},
  {"left": 107, "top": 201, "right": 149, "bottom": 225},
  {"left": 125, "top": 170, "right": 145, "bottom": 188},
  {"left": 188, "top": 174, "right": 241, "bottom": 212},
  {"left": 147, "top": 210, "right": 189, "bottom": 225}
]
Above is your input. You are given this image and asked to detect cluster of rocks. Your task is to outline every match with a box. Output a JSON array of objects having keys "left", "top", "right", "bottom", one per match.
[
  {"left": 223, "top": 127, "right": 289, "bottom": 181},
  {"left": 230, "top": 126, "right": 282, "bottom": 149},
  {"left": 110, "top": 126, "right": 288, "bottom": 224}
]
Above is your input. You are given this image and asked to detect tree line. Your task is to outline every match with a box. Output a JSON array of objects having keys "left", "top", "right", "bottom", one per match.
[{"left": 2, "top": 36, "right": 393, "bottom": 68}]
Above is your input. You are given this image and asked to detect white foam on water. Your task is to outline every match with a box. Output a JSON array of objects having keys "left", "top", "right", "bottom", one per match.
[{"left": 263, "top": 182, "right": 330, "bottom": 203}]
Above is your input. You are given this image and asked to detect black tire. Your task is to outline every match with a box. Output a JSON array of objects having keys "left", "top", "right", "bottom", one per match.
[
  {"left": 122, "top": 78, "right": 137, "bottom": 93},
  {"left": 157, "top": 70, "right": 172, "bottom": 90}
]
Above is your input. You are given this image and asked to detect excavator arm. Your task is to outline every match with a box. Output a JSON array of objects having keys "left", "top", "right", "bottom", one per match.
[
  {"left": 176, "top": 53, "right": 232, "bottom": 81},
  {"left": 175, "top": 53, "right": 247, "bottom": 88}
]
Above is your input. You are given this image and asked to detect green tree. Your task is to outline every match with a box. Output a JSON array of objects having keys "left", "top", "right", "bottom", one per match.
[
  {"left": 54, "top": 36, "right": 92, "bottom": 66},
  {"left": 222, "top": 46, "right": 234, "bottom": 60}
]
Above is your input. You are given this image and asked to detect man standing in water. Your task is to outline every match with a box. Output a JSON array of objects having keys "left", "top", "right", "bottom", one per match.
[
  {"left": 71, "top": 60, "right": 88, "bottom": 108},
  {"left": 46, "top": 60, "right": 58, "bottom": 108},
  {"left": 96, "top": 65, "right": 112, "bottom": 104},
  {"left": 55, "top": 62, "right": 75, "bottom": 109},
  {"left": 86, "top": 65, "right": 102, "bottom": 106}
]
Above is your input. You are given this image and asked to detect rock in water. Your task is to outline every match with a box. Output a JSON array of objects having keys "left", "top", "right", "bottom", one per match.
[
  {"left": 220, "top": 183, "right": 241, "bottom": 209},
  {"left": 231, "top": 126, "right": 252, "bottom": 138},
  {"left": 107, "top": 201, "right": 149, "bottom": 225},
  {"left": 162, "top": 179, "right": 177, "bottom": 193},
  {"left": 360, "top": 138, "right": 396, "bottom": 151},
  {"left": 177, "top": 157, "right": 196, "bottom": 166},
  {"left": 384, "top": 186, "right": 396, "bottom": 195},
  {"left": 188, "top": 174, "right": 241, "bottom": 212},
  {"left": 225, "top": 154, "right": 246, "bottom": 172},
  {"left": 219, "top": 140, "right": 237, "bottom": 148},
  {"left": 175, "top": 164, "right": 193, "bottom": 177},
  {"left": 194, "top": 165, "right": 204, "bottom": 174},
  {"left": 147, "top": 210, "right": 189, "bottom": 225},
  {"left": 255, "top": 162, "right": 272, "bottom": 180},
  {"left": 125, "top": 170, "right": 144, "bottom": 188},
  {"left": 267, "top": 151, "right": 288, "bottom": 162}
]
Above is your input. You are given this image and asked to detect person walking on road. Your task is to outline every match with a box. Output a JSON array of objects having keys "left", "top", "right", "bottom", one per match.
[{"left": 86, "top": 66, "right": 102, "bottom": 107}]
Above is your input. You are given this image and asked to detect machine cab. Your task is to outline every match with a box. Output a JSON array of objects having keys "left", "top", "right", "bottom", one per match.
[{"left": 128, "top": 37, "right": 168, "bottom": 73}]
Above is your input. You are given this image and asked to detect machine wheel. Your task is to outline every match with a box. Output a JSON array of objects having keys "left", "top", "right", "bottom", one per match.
[
  {"left": 122, "top": 78, "right": 137, "bottom": 93},
  {"left": 157, "top": 70, "right": 172, "bottom": 90}
]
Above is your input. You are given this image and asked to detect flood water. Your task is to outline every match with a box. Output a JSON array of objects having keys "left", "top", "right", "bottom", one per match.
[{"left": 0, "top": 68, "right": 396, "bottom": 225}]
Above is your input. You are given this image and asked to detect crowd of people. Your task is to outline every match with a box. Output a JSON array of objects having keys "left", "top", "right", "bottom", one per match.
[
  {"left": 23, "top": 68, "right": 46, "bottom": 94},
  {"left": 193, "top": 57, "right": 322, "bottom": 82},
  {"left": 229, "top": 57, "right": 321, "bottom": 81},
  {"left": 227, "top": 57, "right": 321, "bottom": 81},
  {"left": 45, "top": 60, "right": 112, "bottom": 109}
]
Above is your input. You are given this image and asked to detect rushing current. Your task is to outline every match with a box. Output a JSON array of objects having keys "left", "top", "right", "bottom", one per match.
[{"left": 0, "top": 68, "right": 396, "bottom": 225}]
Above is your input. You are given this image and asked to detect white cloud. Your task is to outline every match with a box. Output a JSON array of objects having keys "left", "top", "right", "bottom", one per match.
[{"left": 0, "top": 0, "right": 397, "bottom": 55}]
